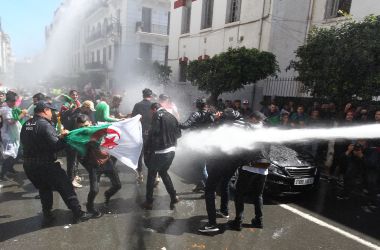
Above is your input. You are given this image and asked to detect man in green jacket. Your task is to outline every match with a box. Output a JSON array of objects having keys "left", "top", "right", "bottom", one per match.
[{"left": 95, "top": 93, "right": 121, "bottom": 123}]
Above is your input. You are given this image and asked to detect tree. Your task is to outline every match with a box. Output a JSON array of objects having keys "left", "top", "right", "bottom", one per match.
[
  {"left": 187, "top": 47, "right": 279, "bottom": 104},
  {"left": 289, "top": 15, "right": 380, "bottom": 105},
  {"left": 137, "top": 60, "right": 172, "bottom": 86}
]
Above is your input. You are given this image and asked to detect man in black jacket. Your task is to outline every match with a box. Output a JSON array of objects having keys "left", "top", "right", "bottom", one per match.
[
  {"left": 21, "top": 101, "right": 90, "bottom": 225},
  {"left": 180, "top": 98, "right": 214, "bottom": 192},
  {"left": 142, "top": 103, "right": 181, "bottom": 210},
  {"left": 132, "top": 88, "right": 153, "bottom": 183}
]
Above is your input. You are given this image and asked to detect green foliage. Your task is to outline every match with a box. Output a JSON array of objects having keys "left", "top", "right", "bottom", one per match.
[
  {"left": 138, "top": 61, "right": 172, "bottom": 86},
  {"left": 289, "top": 15, "right": 380, "bottom": 104},
  {"left": 187, "top": 47, "right": 279, "bottom": 103}
]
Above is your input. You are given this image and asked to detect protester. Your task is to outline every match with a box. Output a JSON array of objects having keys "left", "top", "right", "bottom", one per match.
[
  {"left": 110, "top": 95, "right": 130, "bottom": 119},
  {"left": 230, "top": 111, "right": 269, "bottom": 231},
  {"left": 0, "top": 91, "right": 27, "bottom": 179},
  {"left": 142, "top": 103, "right": 181, "bottom": 210},
  {"left": 20, "top": 101, "right": 91, "bottom": 224},
  {"left": 180, "top": 98, "right": 215, "bottom": 193},
  {"left": 76, "top": 114, "right": 121, "bottom": 216},
  {"left": 132, "top": 88, "right": 154, "bottom": 183},
  {"left": 95, "top": 92, "right": 121, "bottom": 123}
]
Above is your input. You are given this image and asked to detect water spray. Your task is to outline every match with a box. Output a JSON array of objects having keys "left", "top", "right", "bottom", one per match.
[{"left": 178, "top": 124, "right": 380, "bottom": 155}]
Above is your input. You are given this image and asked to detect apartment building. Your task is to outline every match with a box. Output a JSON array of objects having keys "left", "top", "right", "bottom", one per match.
[
  {"left": 45, "top": 0, "right": 170, "bottom": 90},
  {"left": 168, "top": 0, "right": 380, "bottom": 106},
  {"left": 0, "top": 22, "right": 12, "bottom": 83}
]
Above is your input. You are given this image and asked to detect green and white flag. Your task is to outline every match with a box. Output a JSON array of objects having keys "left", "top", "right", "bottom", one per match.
[{"left": 66, "top": 115, "right": 143, "bottom": 170}]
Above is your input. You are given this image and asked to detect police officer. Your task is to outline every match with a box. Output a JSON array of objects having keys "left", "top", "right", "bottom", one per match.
[
  {"left": 180, "top": 98, "right": 215, "bottom": 192},
  {"left": 21, "top": 101, "right": 91, "bottom": 225}
]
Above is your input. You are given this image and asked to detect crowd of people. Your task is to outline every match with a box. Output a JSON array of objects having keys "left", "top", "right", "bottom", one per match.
[{"left": 0, "top": 86, "right": 379, "bottom": 233}]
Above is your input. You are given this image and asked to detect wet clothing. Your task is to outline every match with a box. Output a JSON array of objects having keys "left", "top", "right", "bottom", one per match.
[
  {"left": 180, "top": 109, "right": 214, "bottom": 189},
  {"left": 20, "top": 115, "right": 82, "bottom": 215},
  {"left": 132, "top": 99, "right": 152, "bottom": 173},
  {"left": 95, "top": 101, "right": 118, "bottom": 123},
  {"left": 83, "top": 157, "right": 121, "bottom": 211},
  {"left": 132, "top": 99, "right": 152, "bottom": 135},
  {"left": 145, "top": 108, "right": 181, "bottom": 204},
  {"left": 180, "top": 110, "right": 214, "bottom": 130},
  {"left": 145, "top": 108, "right": 181, "bottom": 154}
]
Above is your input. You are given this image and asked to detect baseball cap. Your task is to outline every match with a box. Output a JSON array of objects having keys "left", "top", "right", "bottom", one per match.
[
  {"left": 242, "top": 99, "right": 249, "bottom": 104},
  {"left": 34, "top": 101, "right": 57, "bottom": 113},
  {"left": 81, "top": 100, "right": 96, "bottom": 111}
]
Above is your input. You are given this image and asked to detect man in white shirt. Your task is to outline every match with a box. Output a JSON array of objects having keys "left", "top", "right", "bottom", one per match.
[{"left": 0, "top": 91, "right": 26, "bottom": 179}]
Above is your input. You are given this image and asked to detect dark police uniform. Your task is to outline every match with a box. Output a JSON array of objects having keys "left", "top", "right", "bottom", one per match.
[{"left": 20, "top": 102, "right": 87, "bottom": 222}]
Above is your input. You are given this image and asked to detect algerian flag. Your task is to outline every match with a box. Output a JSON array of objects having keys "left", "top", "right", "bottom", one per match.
[{"left": 65, "top": 115, "right": 143, "bottom": 170}]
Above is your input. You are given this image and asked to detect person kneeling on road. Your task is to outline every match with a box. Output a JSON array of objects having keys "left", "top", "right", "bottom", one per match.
[{"left": 20, "top": 101, "right": 91, "bottom": 225}]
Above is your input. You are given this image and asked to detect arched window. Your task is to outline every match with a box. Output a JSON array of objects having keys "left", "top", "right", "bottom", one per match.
[{"left": 103, "top": 18, "right": 108, "bottom": 34}]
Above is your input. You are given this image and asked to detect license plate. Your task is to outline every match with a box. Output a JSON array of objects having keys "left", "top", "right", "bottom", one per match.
[{"left": 294, "top": 178, "right": 314, "bottom": 185}]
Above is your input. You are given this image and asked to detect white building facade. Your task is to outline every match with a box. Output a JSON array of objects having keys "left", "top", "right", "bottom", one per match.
[
  {"left": 0, "top": 23, "right": 13, "bottom": 84},
  {"left": 168, "top": 0, "right": 380, "bottom": 107},
  {"left": 46, "top": 0, "right": 170, "bottom": 90}
]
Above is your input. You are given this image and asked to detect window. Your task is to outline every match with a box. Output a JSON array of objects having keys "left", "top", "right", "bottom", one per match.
[
  {"left": 97, "top": 50, "right": 100, "bottom": 62},
  {"left": 142, "top": 7, "right": 152, "bottom": 33},
  {"left": 201, "top": 0, "right": 214, "bottom": 29},
  {"left": 179, "top": 61, "right": 187, "bottom": 82},
  {"left": 91, "top": 52, "right": 95, "bottom": 63},
  {"left": 226, "top": 0, "right": 241, "bottom": 23},
  {"left": 103, "top": 48, "right": 107, "bottom": 65},
  {"left": 139, "top": 43, "right": 152, "bottom": 61},
  {"left": 181, "top": 0, "right": 192, "bottom": 34},
  {"left": 325, "top": 0, "right": 352, "bottom": 19},
  {"left": 109, "top": 45, "right": 112, "bottom": 60}
]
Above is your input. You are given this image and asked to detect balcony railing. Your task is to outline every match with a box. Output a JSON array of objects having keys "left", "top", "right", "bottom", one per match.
[
  {"left": 136, "top": 22, "right": 168, "bottom": 35},
  {"left": 86, "top": 24, "right": 120, "bottom": 43},
  {"left": 85, "top": 62, "right": 107, "bottom": 70}
]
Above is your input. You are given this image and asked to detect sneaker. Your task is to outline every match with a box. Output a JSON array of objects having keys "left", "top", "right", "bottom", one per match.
[
  {"left": 198, "top": 224, "right": 219, "bottom": 233},
  {"left": 72, "top": 179, "right": 83, "bottom": 188},
  {"left": 229, "top": 220, "right": 242, "bottom": 231},
  {"left": 42, "top": 210, "right": 55, "bottom": 226},
  {"left": 88, "top": 209, "right": 103, "bottom": 219},
  {"left": 8, "top": 168, "right": 18, "bottom": 174},
  {"left": 75, "top": 175, "right": 83, "bottom": 182},
  {"left": 104, "top": 193, "right": 111, "bottom": 207},
  {"left": 170, "top": 196, "right": 180, "bottom": 210},
  {"left": 142, "top": 201, "right": 153, "bottom": 210},
  {"left": 73, "top": 211, "right": 92, "bottom": 224},
  {"left": 154, "top": 176, "right": 160, "bottom": 187},
  {"left": 216, "top": 209, "right": 230, "bottom": 219},
  {"left": 136, "top": 173, "right": 144, "bottom": 184},
  {"left": 251, "top": 218, "right": 263, "bottom": 229},
  {"left": 192, "top": 185, "right": 205, "bottom": 193}
]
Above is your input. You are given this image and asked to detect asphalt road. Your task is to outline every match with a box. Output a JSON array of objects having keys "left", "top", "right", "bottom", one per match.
[{"left": 0, "top": 154, "right": 379, "bottom": 250}]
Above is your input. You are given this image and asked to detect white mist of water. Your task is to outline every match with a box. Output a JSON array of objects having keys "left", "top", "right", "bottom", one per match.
[{"left": 178, "top": 124, "right": 380, "bottom": 155}]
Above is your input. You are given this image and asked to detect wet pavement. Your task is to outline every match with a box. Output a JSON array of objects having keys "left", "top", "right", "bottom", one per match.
[{"left": 1, "top": 155, "right": 380, "bottom": 250}]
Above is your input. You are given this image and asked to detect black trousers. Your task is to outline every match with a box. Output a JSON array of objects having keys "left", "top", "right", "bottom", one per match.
[
  {"left": 146, "top": 152, "right": 176, "bottom": 203},
  {"left": 205, "top": 158, "right": 238, "bottom": 225},
  {"left": 234, "top": 169, "right": 267, "bottom": 222},
  {"left": 23, "top": 162, "right": 81, "bottom": 215},
  {"left": 84, "top": 157, "right": 121, "bottom": 210},
  {"left": 66, "top": 146, "right": 78, "bottom": 181},
  {"left": 1, "top": 157, "right": 16, "bottom": 177}
]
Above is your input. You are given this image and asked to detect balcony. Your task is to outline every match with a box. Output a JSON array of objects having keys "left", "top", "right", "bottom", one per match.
[
  {"left": 85, "top": 62, "right": 107, "bottom": 71},
  {"left": 136, "top": 22, "right": 168, "bottom": 35}
]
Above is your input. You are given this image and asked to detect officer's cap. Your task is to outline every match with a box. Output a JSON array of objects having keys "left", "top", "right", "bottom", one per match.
[{"left": 34, "top": 101, "right": 57, "bottom": 113}]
